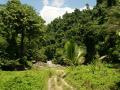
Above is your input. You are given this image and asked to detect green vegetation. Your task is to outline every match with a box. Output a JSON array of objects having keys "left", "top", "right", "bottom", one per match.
[
  {"left": 0, "top": 0, "right": 120, "bottom": 90},
  {"left": 0, "top": 0, "right": 119, "bottom": 68},
  {"left": 0, "top": 68, "right": 51, "bottom": 90},
  {"left": 63, "top": 41, "right": 86, "bottom": 65},
  {"left": 45, "top": 0, "right": 120, "bottom": 65},
  {"left": 65, "top": 63, "right": 120, "bottom": 90},
  {"left": 0, "top": 0, "right": 45, "bottom": 69}
]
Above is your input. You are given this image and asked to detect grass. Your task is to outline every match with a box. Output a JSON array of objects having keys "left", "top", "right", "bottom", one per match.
[
  {"left": 0, "top": 62, "right": 119, "bottom": 90},
  {"left": 65, "top": 64, "right": 120, "bottom": 90},
  {"left": 0, "top": 68, "right": 52, "bottom": 90}
]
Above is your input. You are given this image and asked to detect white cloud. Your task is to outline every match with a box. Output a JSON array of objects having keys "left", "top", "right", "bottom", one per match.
[
  {"left": 40, "top": 6, "right": 74, "bottom": 24},
  {"left": 40, "top": 0, "right": 93, "bottom": 24},
  {"left": 52, "top": 0, "right": 64, "bottom": 7},
  {"left": 80, "top": 6, "right": 93, "bottom": 11},
  {"left": 43, "top": 0, "right": 49, "bottom": 6}
]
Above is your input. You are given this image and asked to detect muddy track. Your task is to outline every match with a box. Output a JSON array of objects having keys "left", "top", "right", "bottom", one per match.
[{"left": 48, "top": 70, "right": 74, "bottom": 90}]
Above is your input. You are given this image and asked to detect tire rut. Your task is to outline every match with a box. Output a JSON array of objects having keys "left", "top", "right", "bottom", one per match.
[{"left": 48, "top": 69, "right": 74, "bottom": 90}]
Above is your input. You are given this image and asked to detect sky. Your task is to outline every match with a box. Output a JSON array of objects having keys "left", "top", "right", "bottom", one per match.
[{"left": 0, "top": 0, "right": 96, "bottom": 24}]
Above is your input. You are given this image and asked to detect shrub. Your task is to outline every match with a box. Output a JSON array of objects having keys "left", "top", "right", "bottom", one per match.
[{"left": 0, "top": 58, "right": 31, "bottom": 71}]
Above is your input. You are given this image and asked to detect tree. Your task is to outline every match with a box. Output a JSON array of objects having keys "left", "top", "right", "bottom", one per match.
[
  {"left": 45, "top": 0, "right": 120, "bottom": 65},
  {"left": 107, "top": 0, "right": 117, "bottom": 7},
  {"left": 96, "top": 0, "right": 103, "bottom": 6},
  {"left": 0, "top": 0, "right": 44, "bottom": 64}
]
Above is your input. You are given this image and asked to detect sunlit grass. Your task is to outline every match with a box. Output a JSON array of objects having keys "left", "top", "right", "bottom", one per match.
[
  {"left": 65, "top": 64, "right": 120, "bottom": 90},
  {"left": 0, "top": 68, "right": 52, "bottom": 90}
]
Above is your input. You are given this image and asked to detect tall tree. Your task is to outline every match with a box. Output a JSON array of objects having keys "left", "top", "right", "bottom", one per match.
[
  {"left": 96, "top": 0, "right": 103, "bottom": 6},
  {"left": 0, "top": 0, "right": 44, "bottom": 63},
  {"left": 107, "top": 0, "right": 117, "bottom": 7}
]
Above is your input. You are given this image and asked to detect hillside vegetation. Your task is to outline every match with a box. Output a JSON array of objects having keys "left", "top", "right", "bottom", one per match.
[{"left": 0, "top": 0, "right": 120, "bottom": 90}]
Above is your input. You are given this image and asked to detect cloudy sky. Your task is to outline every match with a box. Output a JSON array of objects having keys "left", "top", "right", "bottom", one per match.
[{"left": 0, "top": 0, "right": 96, "bottom": 24}]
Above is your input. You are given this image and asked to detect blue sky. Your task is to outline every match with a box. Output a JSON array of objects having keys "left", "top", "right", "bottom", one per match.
[
  {"left": 0, "top": 0, "right": 96, "bottom": 11},
  {"left": 0, "top": 0, "right": 96, "bottom": 24}
]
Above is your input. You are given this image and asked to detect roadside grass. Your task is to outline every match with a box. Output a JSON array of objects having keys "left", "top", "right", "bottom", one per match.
[
  {"left": 0, "top": 68, "right": 52, "bottom": 90},
  {"left": 65, "top": 64, "right": 120, "bottom": 90}
]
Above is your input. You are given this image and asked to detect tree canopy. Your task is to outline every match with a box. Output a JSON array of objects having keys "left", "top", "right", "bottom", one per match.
[
  {"left": 0, "top": 0, "right": 120, "bottom": 70},
  {"left": 0, "top": 0, "right": 45, "bottom": 69}
]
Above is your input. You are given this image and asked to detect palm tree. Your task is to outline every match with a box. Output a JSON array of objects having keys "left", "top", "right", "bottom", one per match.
[{"left": 64, "top": 41, "right": 86, "bottom": 65}]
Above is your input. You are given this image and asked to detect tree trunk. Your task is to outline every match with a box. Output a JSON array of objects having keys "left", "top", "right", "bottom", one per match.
[{"left": 20, "top": 30, "right": 25, "bottom": 60}]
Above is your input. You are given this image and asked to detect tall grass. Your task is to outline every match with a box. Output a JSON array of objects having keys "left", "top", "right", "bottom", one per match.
[
  {"left": 0, "top": 68, "right": 51, "bottom": 90},
  {"left": 65, "top": 63, "right": 120, "bottom": 90}
]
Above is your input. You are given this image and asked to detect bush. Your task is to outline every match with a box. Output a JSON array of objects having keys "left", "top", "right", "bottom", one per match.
[
  {"left": 44, "top": 45, "right": 56, "bottom": 60},
  {"left": 36, "top": 49, "right": 47, "bottom": 62},
  {"left": 0, "top": 58, "right": 31, "bottom": 71}
]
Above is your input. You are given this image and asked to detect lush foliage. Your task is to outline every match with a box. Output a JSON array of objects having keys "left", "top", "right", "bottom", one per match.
[
  {"left": 0, "top": 0, "right": 120, "bottom": 67},
  {"left": 0, "top": 0, "right": 119, "bottom": 90},
  {"left": 0, "top": 0, "right": 45, "bottom": 69},
  {"left": 63, "top": 41, "right": 86, "bottom": 65},
  {"left": 65, "top": 63, "right": 120, "bottom": 90},
  {"left": 42, "top": 0, "right": 120, "bottom": 65},
  {"left": 0, "top": 68, "right": 51, "bottom": 90}
]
